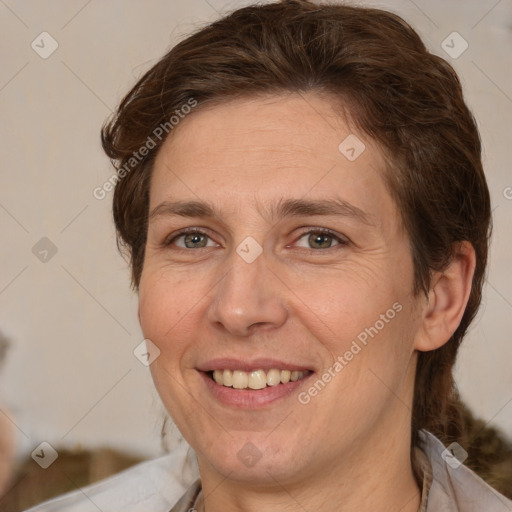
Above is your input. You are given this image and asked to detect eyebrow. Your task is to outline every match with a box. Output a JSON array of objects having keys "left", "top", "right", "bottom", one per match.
[{"left": 148, "top": 197, "right": 374, "bottom": 226}]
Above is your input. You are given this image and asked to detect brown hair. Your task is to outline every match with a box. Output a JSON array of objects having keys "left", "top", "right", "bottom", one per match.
[{"left": 101, "top": 0, "right": 491, "bottom": 480}]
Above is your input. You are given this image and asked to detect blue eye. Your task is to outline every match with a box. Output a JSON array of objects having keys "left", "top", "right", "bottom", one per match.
[
  {"left": 164, "top": 227, "right": 348, "bottom": 251},
  {"left": 295, "top": 229, "right": 347, "bottom": 250},
  {"left": 166, "top": 229, "right": 214, "bottom": 249}
]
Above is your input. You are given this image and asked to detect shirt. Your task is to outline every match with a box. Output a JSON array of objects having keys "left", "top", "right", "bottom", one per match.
[{"left": 24, "top": 430, "right": 512, "bottom": 512}]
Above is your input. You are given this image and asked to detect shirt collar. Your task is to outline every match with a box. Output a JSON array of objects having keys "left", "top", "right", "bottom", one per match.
[
  {"left": 414, "top": 441, "right": 434, "bottom": 512},
  {"left": 168, "top": 477, "right": 201, "bottom": 512}
]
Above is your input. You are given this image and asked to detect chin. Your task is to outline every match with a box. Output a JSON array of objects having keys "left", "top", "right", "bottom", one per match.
[{"left": 197, "top": 435, "right": 312, "bottom": 485}]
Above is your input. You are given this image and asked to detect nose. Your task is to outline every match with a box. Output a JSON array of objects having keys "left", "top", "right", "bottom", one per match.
[{"left": 207, "top": 243, "right": 288, "bottom": 338}]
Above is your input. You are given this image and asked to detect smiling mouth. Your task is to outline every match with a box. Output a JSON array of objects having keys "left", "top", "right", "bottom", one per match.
[{"left": 207, "top": 369, "right": 313, "bottom": 390}]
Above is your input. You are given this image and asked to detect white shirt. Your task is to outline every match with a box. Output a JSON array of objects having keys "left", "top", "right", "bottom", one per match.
[{"left": 23, "top": 430, "right": 512, "bottom": 511}]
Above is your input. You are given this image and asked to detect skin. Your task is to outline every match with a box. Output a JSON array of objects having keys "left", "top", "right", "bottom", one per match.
[{"left": 138, "top": 92, "right": 475, "bottom": 512}]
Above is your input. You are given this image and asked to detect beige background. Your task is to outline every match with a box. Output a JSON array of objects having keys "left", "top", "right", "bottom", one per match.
[{"left": 1, "top": 0, "right": 511, "bottom": 462}]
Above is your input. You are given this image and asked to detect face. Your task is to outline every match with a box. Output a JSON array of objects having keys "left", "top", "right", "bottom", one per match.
[{"left": 138, "top": 93, "right": 424, "bottom": 488}]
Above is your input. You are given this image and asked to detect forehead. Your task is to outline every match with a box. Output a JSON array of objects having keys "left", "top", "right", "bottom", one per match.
[{"left": 149, "top": 92, "right": 398, "bottom": 231}]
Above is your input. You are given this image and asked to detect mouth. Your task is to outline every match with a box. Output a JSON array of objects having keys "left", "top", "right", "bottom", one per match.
[
  {"left": 206, "top": 368, "right": 313, "bottom": 390},
  {"left": 198, "top": 364, "right": 315, "bottom": 408}
]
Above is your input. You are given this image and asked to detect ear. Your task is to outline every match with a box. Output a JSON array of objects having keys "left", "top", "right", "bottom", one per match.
[{"left": 414, "top": 241, "right": 476, "bottom": 352}]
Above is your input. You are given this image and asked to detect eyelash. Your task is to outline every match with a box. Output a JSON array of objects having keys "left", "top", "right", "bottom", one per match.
[{"left": 163, "top": 227, "right": 349, "bottom": 252}]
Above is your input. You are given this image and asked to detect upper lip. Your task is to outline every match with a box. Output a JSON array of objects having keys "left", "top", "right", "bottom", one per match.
[{"left": 196, "top": 358, "right": 314, "bottom": 373}]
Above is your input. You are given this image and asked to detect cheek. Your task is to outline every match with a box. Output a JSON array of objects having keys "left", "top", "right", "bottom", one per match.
[
  {"left": 138, "top": 273, "right": 199, "bottom": 414},
  {"left": 139, "top": 263, "right": 202, "bottom": 322},
  {"left": 138, "top": 271, "right": 191, "bottom": 355},
  {"left": 297, "top": 273, "right": 401, "bottom": 337},
  {"left": 304, "top": 274, "right": 415, "bottom": 380}
]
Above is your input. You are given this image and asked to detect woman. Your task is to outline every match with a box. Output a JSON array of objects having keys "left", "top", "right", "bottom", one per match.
[{"left": 25, "top": 1, "right": 512, "bottom": 510}]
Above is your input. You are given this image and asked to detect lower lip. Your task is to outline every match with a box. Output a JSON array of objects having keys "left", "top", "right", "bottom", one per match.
[{"left": 199, "top": 371, "right": 314, "bottom": 408}]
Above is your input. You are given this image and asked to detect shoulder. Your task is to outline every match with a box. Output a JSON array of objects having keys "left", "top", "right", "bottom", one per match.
[
  {"left": 22, "top": 442, "right": 199, "bottom": 512},
  {"left": 420, "top": 429, "right": 512, "bottom": 512}
]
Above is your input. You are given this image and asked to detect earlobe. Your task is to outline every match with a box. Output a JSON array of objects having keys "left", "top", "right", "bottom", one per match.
[{"left": 415, "top": 241, "right": 476, "bottom": 352}]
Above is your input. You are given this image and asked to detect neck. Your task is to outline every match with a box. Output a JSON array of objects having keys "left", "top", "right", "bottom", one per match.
[{"left": 196, "top": 420, "right": 421, "bottom": 512}]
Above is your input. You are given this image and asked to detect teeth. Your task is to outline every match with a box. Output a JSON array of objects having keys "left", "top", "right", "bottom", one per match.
[
  {"left": 249, "top": 370, "right": 267, "bottom": 389},
  {"left": 223, "top": 369, "right": 232, "bottom": 387},
  {"left": 232, "top": 370, "right": 248, "bottom": 389},
  {"left": 266, "top": 369, "right": 281, "bottom": 386},
  {"left": 280, "top": 370, "right": 291, "bottom": 383},
  {"left": 210, "top": 368, "right": 308, "bottom": 389}
]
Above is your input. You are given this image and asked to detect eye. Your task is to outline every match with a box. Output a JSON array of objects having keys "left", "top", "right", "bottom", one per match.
[
  {"left": 163, "top": 227, "right": 348, "bottom": 251},
  {"left": 294, "top": 228, "right": 348, "bottom": 250},
  {"left": 165, "top": 228, "right": 217, "bottom": 249}
]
